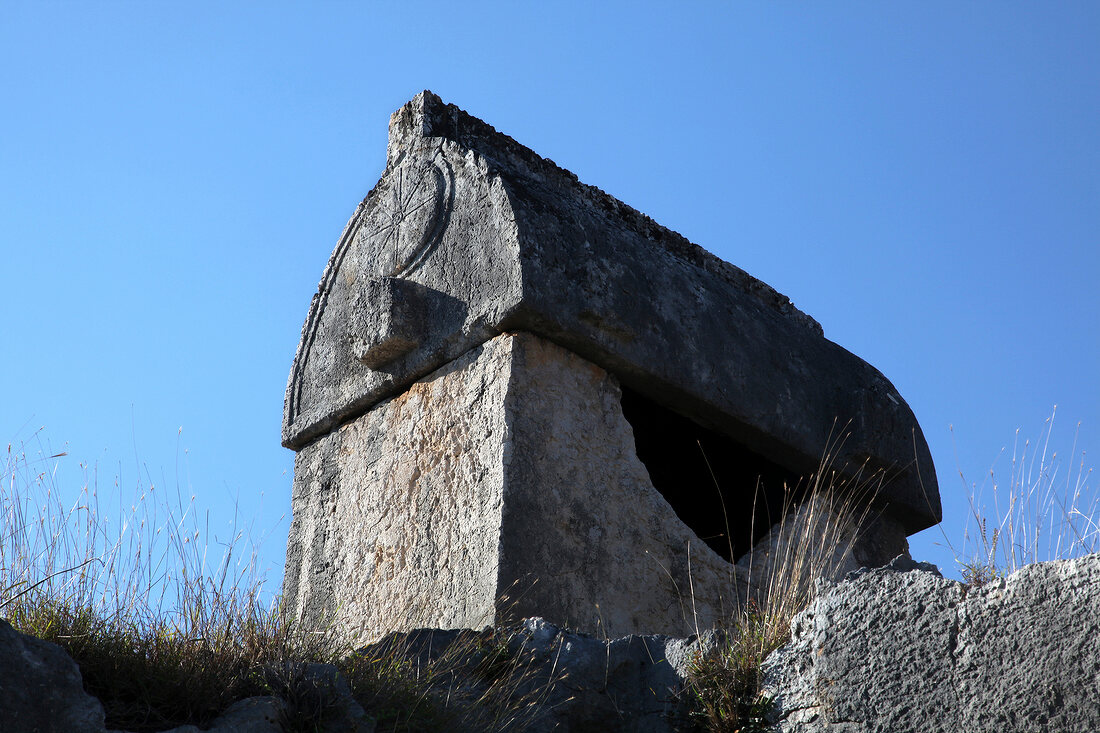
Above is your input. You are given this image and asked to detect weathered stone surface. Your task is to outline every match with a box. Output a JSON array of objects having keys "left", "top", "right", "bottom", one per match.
[
  {"left": 283, "top": 90, "right": 940, "bottom": 534},
  {"left": 271, "top": 663, "right": 377, "bottom": 733},
  {"left": 284, "top": 332, "right": 742, "bottom": 644},
  {"left": 159, "top": 697, "right": 287, "bottom": 733},
  {"left": 763, "top": 554, "right": 1100, "bottom": 732},
  {"left": 509, "top": 618, "right": 700, "bottom": 733},
  {"left": 498, "top": 333, "right": 740, "bottom": 638},
  {"left": 349, "top": 277, "right": 433, "bottom": 369},
  {"left": 361, "top": 617, "right": 703, "bottom": 733},
  {"left": 283, "top": 334, "right": 509, "bottom": 643},
  {"left": 0, "top": 618, "right": 106, "bottom": 733}
]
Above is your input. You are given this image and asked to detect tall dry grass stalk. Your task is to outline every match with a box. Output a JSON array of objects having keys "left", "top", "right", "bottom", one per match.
[
  {"left": 1, "top": 432, "right": 552, "bottom": 732},
  {"left": 2, "top": 432, "right": 280, "bottom": 622},
  {"left": 739, "top": 465, "right": 881, "bottom": 657},
  {"left": 0, "top": 432, "right": 308, "bottom": 730},
  {"left": 688, "top": 436, "right": 887, "bottom": 732},
  {"left": 957, "top": 406, "right": 1096, "bottom": 583}
]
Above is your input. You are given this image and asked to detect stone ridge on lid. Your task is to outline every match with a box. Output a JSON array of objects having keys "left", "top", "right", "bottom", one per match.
[
  {"left": 283, "top": 91, "right": 941, "bottom": 532},
  {"left": 388, "top": 91, "right": 823, "bottom": 336}
]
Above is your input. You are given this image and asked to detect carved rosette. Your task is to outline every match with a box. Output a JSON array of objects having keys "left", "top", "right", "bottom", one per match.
[
  {"left": 285, "top": 154, "right": 454, "bottom": 430},
  {"left": 359, "top": 156, "right": 453, "bottom": 278}
]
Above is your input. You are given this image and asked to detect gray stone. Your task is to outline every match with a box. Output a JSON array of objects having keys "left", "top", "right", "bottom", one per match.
[
  {"left": 359, "top": 617, "right": 704, "bottom": 733},
  {"left": 159, "top": 696, "right": 286, "bottom": 733},
  {"left": 284, "top": 332, "right": 742, "bottom": 644},
  {"left": 350, "top": 276, "right": 433, "bottom": 369},
  {"left": 283, "top": 89, "right": 940, "bottom": 535},
  {"left": 270, "top": 663, "right": 376, "bottom": 733},
  {"left": 0, "top": 618, "right": 106, "bottom": 733},
  {"left": 762, "top": 554, "right": 1100, "bottom": 732},
  {"left": 508, "top": 618, "right": 701, "bottom": 733}
]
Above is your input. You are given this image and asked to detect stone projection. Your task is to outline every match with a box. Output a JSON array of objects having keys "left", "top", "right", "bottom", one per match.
[{"left": 281, "top": 91, "right": 941, "bottom": 645}]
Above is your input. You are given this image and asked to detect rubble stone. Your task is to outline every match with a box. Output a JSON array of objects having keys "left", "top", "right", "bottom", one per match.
[
  {"left": 763, "top": 554, "right": 1100, "bottom": 732},
  {"left": 0, "top": 619, "right": 106, "bottom": 733}
]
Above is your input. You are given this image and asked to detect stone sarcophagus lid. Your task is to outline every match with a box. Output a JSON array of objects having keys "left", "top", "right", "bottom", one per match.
[{"left": 282, "top": 91, "right": 941, "bottom": 644}]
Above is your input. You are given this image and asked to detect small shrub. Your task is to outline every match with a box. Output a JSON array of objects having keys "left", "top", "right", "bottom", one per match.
[
  {"left": 687, "top": 601, "right": 777, "bottom": 733},
  {"left": 959, "top": 560, "right": 1001, "bottom": 589}
]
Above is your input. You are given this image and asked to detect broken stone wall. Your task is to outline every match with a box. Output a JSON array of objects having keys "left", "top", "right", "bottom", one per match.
[{"left": 763, "top": 554, "right": 1100, "bottom": 732}]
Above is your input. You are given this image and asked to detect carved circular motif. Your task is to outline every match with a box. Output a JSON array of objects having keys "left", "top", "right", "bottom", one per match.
[{"left": 360, "top": 159, "right": 450, "bottom": 278}]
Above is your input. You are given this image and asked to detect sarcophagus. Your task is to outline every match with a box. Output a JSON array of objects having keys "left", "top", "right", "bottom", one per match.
[{"left": 282, "top": 92, "right": 940, "bottom": 644}]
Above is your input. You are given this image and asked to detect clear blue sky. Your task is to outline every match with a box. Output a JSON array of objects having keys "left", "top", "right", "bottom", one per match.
[{"left": 3, "top": 3, "right": 1097, "bottom": 589}]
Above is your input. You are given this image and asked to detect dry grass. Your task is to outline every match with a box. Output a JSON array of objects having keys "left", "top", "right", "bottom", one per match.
[
  {"left": 340, "top": 623, "right": 560, "bottom": 732},
  {"left": 687, "top": 410, "right": 1098, "bottom": 730},
  {"left": 1, "top": 425, "right": 879, "bottom": 733},
  {"left": 0, "top": 433, "right": 548, "bottom": 732},
  {"left": 954, "top": 406, "right": 1096, "bottom": 585},
  {"left": 1, "top": 433, "right": 324, "bottom": 729},
  {"left": 11, "top": 410, "right": 1088, "bottom": 732},
  {"left": 686, "top": 437, "right": 886, "bottom": 732}
]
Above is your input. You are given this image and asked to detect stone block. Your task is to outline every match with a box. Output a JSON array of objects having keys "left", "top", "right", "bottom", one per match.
[
  {"left": 357, "top": 618, "right": 703, "bottom": 733},
  {"left": 763, "top": 554, "right": 1100, "bottom": 732},
  {"left": 283, "top": 332, "right": 741, "bottom": 644},
  {"left": 283, "top": 90, "right": 939, "bottom": 533},
  {"left": 349, "top": 277, "right": 429, "bottom": 368}
]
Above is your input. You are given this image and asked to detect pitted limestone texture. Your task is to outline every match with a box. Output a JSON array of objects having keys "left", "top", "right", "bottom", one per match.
[{"left": 762, "top": 554, "right": 1100, "bottom": 732}]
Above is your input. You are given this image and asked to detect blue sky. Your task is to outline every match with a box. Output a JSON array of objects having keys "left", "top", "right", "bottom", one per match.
[{"left": 3, "top": 3, "right": 1097, "bottom": 589}]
